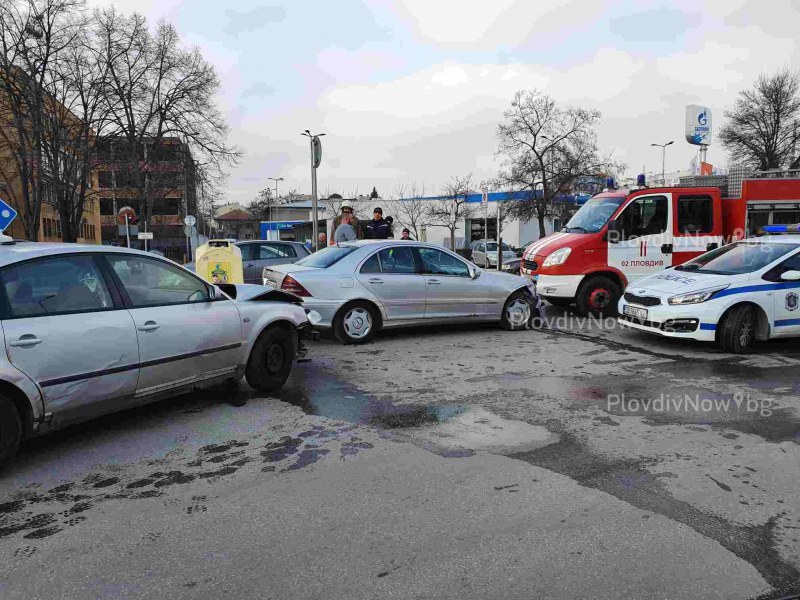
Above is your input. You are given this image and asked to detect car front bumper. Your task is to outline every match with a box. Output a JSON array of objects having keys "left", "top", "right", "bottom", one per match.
[
  {"left": 617, "top": 300, "right": 718, "bottom": 342},
  {"left": 532, "top": 274, "right": 585, "bottom": 299}
]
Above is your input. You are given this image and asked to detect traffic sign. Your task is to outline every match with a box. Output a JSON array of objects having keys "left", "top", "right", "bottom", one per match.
[
  {"left": 0, "top": 197, "right": 18, "bottom": 232},
  {"left": 184, "top": 215, "right": 196, "bottom": 227},
  {"left": 137, "top": 232, "right": 153, "bottom": 240},
  {"left": 118, "top": 206, "right": 137, "bottom": 225},
  {"left": 184, "top": 225, "right": 197, "bottom": 237},
  {"left": 481, "top": 189, "right": 488, "bottom": 207},
  {"left": 312, "top": 135, "right": 322, "bottom": 168}
]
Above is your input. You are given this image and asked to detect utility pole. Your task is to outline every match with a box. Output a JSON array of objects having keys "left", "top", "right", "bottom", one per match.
[
  {"left": 302, "top": 131, "right": 325, "bottom": 251},
  {"left": 267, "top": 177, "right": 284, "bottom": 239},
  {"left": 651, "top": 141, "right": 674, "bottom": 185}
]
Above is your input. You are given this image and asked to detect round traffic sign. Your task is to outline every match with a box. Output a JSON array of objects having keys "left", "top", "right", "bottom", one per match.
[
  {"left": 184, "top": 215, "right": 196, "bottom": 227},
  {"left": 184, "top": 225, "right": 197, "bottom": 237},
  {"left": 117, "top": 206, "right": 137, "bottom": 224}
]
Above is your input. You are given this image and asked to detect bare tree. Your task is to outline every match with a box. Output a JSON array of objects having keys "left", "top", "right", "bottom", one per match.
[
  {"left": 94, "top": 8, "right": 240, "bottom": 227},
  {"left": 0, "top": 0, "right": 84, "bottom": 240},
  {"left": 387, "top": 182, "right": 430, "bottom": 240},
  {"left": 719, "top": 69, "right": 800, "bottom": 171},
  {"left": 495, "top": 90, "right": 621, "bottom": 238},
  {"left": 428, "top": 174, "right": 476, "bottom": 250}
]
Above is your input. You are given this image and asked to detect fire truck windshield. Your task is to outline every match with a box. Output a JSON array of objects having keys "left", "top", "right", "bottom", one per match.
[{"left": 563, "top": 197, "right": 625, "bottom": 233}]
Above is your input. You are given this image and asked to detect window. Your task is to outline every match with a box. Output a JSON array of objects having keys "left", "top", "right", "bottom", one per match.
[
  {"left": 151, "top": 198, "right": 182, "bottom": 216},
  {"left": 100, "top": 198, "right": 115, "bottom": 216},
  {"left": 106, "top": 255, "right": 209, "bottom": 307},
  {"left": 475, "top": 243, "right": 484, "bottom": 252},
  {"left": 42, "top": 218, "right": 62, "bottom": 240},
  {"left": 360, "top": 253, "right": 381, "bottom": 274},
  {"left": 1, "top": 255, "right": 113, "bottom": 318},
  {"left": 418, "top": 247, "right": 470, "bottom": 277},
  {"left": 763, "top": 250, "right": 800, "bottom": 281},
  {"left": 377, "top": 247, "right": 417, "bottom": 274},
  {"left": 677, "top": 196, "right": 713, "bottom": 234},
  {"left": 676, "top": 242, "right": 795, "bottom": 276},
  {"left": 239, "top": 243, "right": 257, "bottom": 261},
  {"left": 260, "top": 244, "right": 297, "bottom": 259},
  {"left": 98, "top": 171, "right": 113, "bottom": 188},
  {"left": 616, "top": 195, "right": 668, "bottom": 240},
  {"left": 296, "top": 246, "right": 357, "bottom": 268}
]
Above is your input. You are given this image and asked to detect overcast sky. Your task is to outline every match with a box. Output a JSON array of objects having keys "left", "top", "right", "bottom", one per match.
[{"left": 89, "top": 0, "right": 800, "bottom": 205}]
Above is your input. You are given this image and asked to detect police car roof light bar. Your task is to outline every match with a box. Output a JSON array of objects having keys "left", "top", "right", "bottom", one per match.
[{"left": 761, "top": 224, "right": 800, "bottom": 234}]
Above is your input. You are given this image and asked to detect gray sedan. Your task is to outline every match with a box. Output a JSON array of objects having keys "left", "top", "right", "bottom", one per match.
[
  {"left": 0, "top": 243, "right": 315, "bottom": 467},
  {"left": 262, "top": 240, "right": 544, "bottom": 344}
]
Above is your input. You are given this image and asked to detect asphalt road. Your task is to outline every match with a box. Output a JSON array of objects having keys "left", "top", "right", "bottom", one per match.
[{"left": 1, "top": 306, "right": 799, "bottom": 599}]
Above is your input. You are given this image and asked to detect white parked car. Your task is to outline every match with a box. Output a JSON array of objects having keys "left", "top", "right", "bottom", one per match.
[
  {"left": 471, "top": 241, "right": 517, "bottom": 268},
  {"left": 263, "top": 240, "right": 545, "bottom": 344},
  {"left": 618, "top": 231, "right": 800, "bottom": 352},
  {"left": 0, "top": 243, "right": 315, "bottom": 467}
]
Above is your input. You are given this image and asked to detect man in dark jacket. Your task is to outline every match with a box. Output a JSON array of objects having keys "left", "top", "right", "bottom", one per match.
[{"left": 365, "top": 207, "right": 392, "bottom": 239}]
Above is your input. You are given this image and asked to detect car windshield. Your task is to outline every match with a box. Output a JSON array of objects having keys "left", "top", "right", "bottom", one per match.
[
  {"left": 485, "top": 242, "right": 512, "bottom": 252},
  {"left": 564, "top": 196, "right": 625, "bottom": 233},
  {"left": 295, "top": 245, "right": 357, "bottom": 268},
  {"left": 674, "top": 241, "right": 795, "bottom": 275}
]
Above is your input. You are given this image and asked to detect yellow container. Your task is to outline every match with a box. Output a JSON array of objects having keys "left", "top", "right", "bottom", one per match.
[{"left": 195, "top": 240, "right": 244, "bottom": 284}]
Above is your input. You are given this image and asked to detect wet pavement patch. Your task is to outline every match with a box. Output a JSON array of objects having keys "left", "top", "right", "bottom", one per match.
[{"left": 512, "top": 434, "right": 800, "bottom": 593}]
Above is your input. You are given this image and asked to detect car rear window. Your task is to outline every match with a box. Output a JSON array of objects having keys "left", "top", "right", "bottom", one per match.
[{"left": 295, "top": 245, "right": 357, "bottom": 268}]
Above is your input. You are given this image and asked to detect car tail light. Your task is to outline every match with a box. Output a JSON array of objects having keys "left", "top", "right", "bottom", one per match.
[{"left": 281, "top": 275, "right": 312, "bottom": 297}]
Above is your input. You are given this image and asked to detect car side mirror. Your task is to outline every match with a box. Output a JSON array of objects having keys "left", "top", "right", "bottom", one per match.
[
  {"left": 606, "top": 220, "right": 620, "bottom": 244},
  {"left": 780, "top": 270, "right": 800, "bottom": 281},
  {"left": 208, "top": 285, "right": 219, "bottom": 300},
  {"left": 469, "top": 265, "right": 480, "bottom": 279}
]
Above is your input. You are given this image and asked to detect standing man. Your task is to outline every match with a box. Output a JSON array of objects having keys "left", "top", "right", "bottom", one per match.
[
  {"left": 400, "top": 228, "right": 413, "bottom": 240},
  {"left": 330, "top": 200, "right": 357, "bottom": 245},
  {"left": 334, "top": 211, "right": 357, "bottom": 244},
  {"left": 365, "top": 207, "right": 391, "bottom": 239},
  {"left": 316, "top": 232, "right": 327, "bottom": 250}
]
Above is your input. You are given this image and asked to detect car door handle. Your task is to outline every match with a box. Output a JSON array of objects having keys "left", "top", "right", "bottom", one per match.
[
  {"left": 9, "top": 335, "right": 43, "bottom": 348},
  {"left": 368, "top": 278, "right": 384, "bottom": 284},
  {"left": 661, "top": 244, "right": 673, "bottom": 254},
  {"left": 427, "top": 279, "right": 441, "bottom": 285},
  {"left": 138, "top": 321, "right": 160, "bottom": 332}
]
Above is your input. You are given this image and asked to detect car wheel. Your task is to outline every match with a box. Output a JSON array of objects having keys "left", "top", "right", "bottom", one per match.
[
  {"left": 245, "top": 326, "right": 295, "bottom": 392},
  {"left": 500, "top": 291, "right": 534, "bottom": 331},
  {"left": 545, "top": 297, "right": 573, "bottom": 307},
  {"left": 718, "top": 304, "right": 756, "bottom": 353},
  {"left": 576, "top": 276, "right": 621, "bottom": 317},
  {"left": 334, "top": 301, "right": 379, "bottom": 344},
  {"left": 0, "top": 395, "right": 22, "bottom": 469}
]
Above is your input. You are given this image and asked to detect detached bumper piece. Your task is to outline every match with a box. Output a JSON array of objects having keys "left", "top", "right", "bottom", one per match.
[{"left": 296, "top": 321, "right": 318, "bottom": 363}]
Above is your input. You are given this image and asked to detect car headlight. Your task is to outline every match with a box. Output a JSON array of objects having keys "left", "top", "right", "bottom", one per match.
[
  {"left": 667, "top": 285, "right": 729, "bottom": 305},
  {"left": 542, "top": 247, "right": 571, "bottom": 267}
]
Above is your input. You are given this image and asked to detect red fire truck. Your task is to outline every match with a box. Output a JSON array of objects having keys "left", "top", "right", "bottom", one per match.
[{"left": 520, "top": 170, "right": 800, "bottom": 315}]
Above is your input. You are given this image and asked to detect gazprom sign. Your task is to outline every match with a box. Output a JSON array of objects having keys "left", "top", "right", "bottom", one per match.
[{"left": 685, "top": 104, "right": 712, "bottom": 146}]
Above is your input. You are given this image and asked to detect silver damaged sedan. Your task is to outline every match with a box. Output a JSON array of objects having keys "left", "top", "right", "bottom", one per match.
[
  {"left": 262, "top": 240, "right": 545, "bottom": 344},
  {"left": 0, "top": 243, "right": 315, "bottom": 467}
]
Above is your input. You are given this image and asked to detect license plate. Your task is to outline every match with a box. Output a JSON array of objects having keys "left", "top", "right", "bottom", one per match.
[
  {"left": 623, "top": 305, "right": 648, "bottom": 320},
  {"left": 265, "top": 279, "right": 277, "bottom": 288}
]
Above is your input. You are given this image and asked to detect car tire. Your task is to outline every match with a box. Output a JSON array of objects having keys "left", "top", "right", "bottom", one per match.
[
  {"left": 245, "top": 326, "right": 295, "bottom": 392},
  {"left": 500, "top": 291, "right": 535, "bottom": 331},
  {"left": 718, "top": 304, "right": 756, "bottom": 354},
  {"left": 576, "top": 276, "right": 621, "bottom": 317},
  {"left": 334, "top": 301, "right": 379, "bottom": 344},
  {"left": 0, "top": 394, "right": 22, "bottom": 469},
  {"left": 545, "top": 297, "right": 573, "bottom": 307}
]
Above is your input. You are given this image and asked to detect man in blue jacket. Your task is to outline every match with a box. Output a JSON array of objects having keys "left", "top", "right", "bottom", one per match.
[{"left": 365, "top": 207, "right": 392, "bottom": 239}]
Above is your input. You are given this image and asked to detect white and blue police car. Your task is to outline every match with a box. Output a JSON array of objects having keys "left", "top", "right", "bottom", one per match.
[{"left": 618, "top": 225, "right": 800, "bottom": 353}]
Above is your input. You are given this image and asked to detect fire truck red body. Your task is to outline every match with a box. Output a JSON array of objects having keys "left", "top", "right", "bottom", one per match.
[{"left": 520, "top": 172, "right": 800, "bottom": 315}]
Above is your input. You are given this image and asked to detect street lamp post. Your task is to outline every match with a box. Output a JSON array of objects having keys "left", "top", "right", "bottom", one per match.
[
  {"left": 267, "top": 177, "right": 283, "bottom": 238},
  {"left": 650, "top": 141, "right": 674, "bottom": 186},
  {"left": 302, "top": 130, "right": 325, "bottom": 251}
]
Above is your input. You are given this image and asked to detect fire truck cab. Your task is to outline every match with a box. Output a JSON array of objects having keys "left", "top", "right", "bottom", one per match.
[{"left": 520, "top": 170, "right": 800, "bottom": 316}]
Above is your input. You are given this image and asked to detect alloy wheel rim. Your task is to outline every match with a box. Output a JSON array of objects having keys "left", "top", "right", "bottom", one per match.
[
  {"left": 589, "top": 288, "right": 611, "bottom": 309},
  {"left": 739, "top": 312, "right": 754, "bottom": 347},
  {"left": 506, "top": 299, "right": 531, "bottom": 327},
  {"left": 344, "top": 308, "right": 372, "bottom": 339}
]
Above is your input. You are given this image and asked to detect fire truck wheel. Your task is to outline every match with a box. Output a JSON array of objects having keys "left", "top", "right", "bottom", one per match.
[
  {"left": 718, "top": 304, "right": 755, "bottom": 354},
  {"left": 576, "top": 276, "right": 621, "bottom": 317}
]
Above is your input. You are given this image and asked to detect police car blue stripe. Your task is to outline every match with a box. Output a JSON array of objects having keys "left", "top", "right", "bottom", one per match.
[
  {"left": 699, "top": 323, "right": 717, "bottom": 330},
  {"left": 713, "top": 281, "right": 800, "bottom": 299},
  {"left": 775, "top": 318, "right": 800, "bottom": 327}
]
